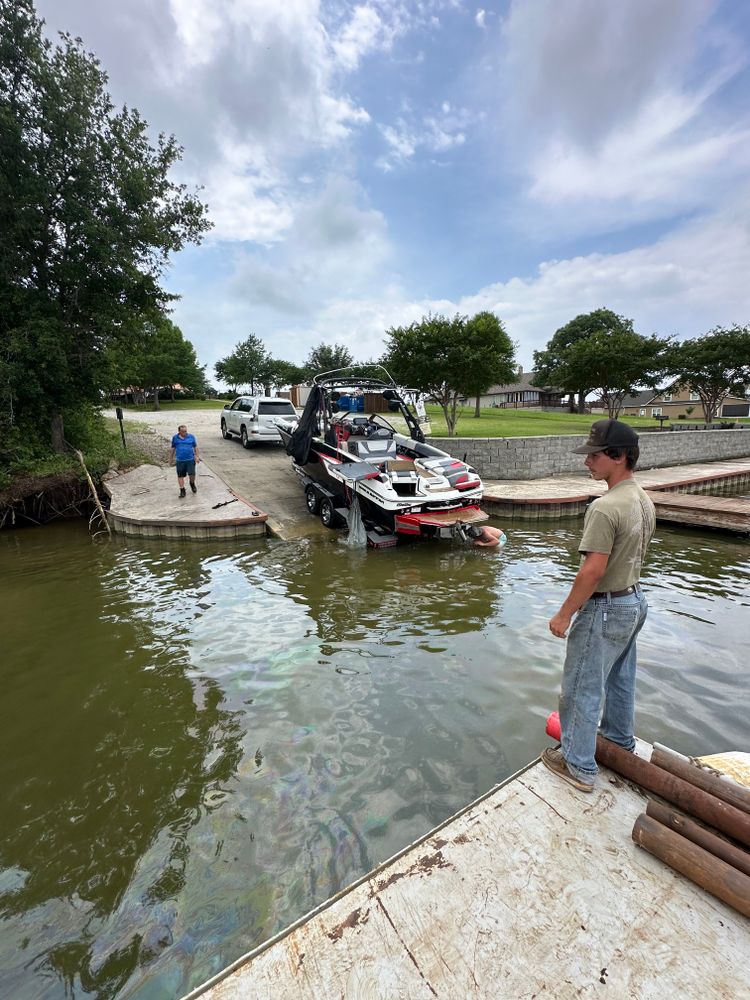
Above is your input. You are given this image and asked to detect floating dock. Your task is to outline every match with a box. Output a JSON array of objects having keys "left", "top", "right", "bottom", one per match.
[
  {"left": 104, "top": 463, "right": 267, "bottom": 540},
  {"left": 483, "top": 458, "right": 750, "bottom": 532},
  {"left": 183, "top": 744, "right": 750, "bottom": 1000}
]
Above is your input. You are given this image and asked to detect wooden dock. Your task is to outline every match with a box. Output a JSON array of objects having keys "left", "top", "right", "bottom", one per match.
[
  {"left": 104, "top": 463, "right": 267, "bottom": 540},
  {"left": 646, "top": 490, "right": 750, "bottom": 533},
  {"left": 483, "top": 458, "right": 750, "bottom": 532},
  {"left": 183, "top": 745, "right": 750, "bottom": 1000}
]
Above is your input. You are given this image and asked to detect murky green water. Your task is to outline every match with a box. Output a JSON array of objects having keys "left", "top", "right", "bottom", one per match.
[{"left": 1, "top": 521, "right": 748, "bottom": 998}]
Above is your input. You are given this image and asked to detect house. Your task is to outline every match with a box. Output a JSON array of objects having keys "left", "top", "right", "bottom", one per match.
[
  {"left": 463, "top": 370, "right": 566, "bottom": 410},
  {"left": 617, "top": 384, "right": 749, "bottom": 420}
]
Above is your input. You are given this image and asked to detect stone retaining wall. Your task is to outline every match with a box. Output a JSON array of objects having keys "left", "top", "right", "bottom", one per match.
[{"left": 427, "top": 428, "right": 750, "bottom": 480}]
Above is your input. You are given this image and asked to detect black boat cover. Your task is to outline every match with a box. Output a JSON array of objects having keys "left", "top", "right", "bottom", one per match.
[{"left": 286, "top": 385, "right": 325, "bottom": 465}]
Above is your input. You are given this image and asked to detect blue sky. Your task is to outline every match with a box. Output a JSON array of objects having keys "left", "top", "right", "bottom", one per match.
[{"left": 36, "top": 0, "right": 750, "bottom": 384}]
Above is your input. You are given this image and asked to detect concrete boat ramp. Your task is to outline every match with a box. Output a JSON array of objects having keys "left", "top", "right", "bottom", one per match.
[
  {"left": 184, "top": 743, "right": 749, "bottom": 1000},
  {"left": 104, "top": 463, "right": 267, "bottom": 540}
]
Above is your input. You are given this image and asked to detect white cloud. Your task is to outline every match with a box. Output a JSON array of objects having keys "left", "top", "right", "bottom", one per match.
[
  {"left": 331, "top": 4, "right": 393, "bottom": 70},
  {"left": 492, "top": 0, "right": 749, "bottom": 228},
  {"left": 377, "top": 103, "right": 472, "bottom": 168},
  {"left": 455, "top": 206, "right": 750, "bottom": 364},
  {"left": 475, "top": 9, "right": 486, "bottom": 29}
]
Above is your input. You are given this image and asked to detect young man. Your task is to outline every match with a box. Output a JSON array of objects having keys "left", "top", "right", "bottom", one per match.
[
  {"left": 170, "top": 424, "right": 201, "bottom": 498},
  {"left": 542, "top": 419, "right": 656, "bottom": 792},
  {"left": 472, "top": 525, "right": 507, "bottom": 549}
]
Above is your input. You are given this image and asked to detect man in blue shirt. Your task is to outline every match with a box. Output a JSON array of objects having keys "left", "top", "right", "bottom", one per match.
[{"left": 170, "top": 424, "right": 201, "bottom": 497}]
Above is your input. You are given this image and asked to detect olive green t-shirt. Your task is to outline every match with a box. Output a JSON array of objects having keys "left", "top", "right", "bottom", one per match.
[{"left": 579, "top": 479, "right": 656, "bottom": 592}]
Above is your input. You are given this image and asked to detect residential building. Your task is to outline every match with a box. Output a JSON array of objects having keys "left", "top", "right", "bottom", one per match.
[{"left": 463, "top": 371, "right": 566, "bottom": 410}]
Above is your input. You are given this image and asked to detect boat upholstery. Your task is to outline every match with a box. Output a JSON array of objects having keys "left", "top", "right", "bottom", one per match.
[{"left": 347, "top": 438, "right": 398, "bottom": 460}]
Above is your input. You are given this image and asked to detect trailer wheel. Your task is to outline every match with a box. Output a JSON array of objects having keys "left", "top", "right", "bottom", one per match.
[
  {"left": 305, "top": 485, "right": 321, "bottom": 515},
  {"left": 320, "top": 498, "right": 341, "bottom": 529}
]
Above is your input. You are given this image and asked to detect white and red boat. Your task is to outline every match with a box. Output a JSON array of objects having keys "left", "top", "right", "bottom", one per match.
[{"left": 277, "top": 370, "right": 487, "bottom": 546}]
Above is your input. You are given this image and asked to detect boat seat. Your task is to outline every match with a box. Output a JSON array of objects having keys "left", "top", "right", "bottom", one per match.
[{"left": 347, "top": 438, "right": 398, "bottom": 460}]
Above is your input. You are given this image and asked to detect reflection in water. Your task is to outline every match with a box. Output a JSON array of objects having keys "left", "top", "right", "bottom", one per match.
[{"left": 0, "top": 520, "right": 748, "bottom": 998}]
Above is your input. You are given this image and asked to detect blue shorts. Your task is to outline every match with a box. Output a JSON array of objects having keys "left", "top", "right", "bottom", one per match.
[{"left": 176, "top": 460, "right": 195, "bottom": 478}]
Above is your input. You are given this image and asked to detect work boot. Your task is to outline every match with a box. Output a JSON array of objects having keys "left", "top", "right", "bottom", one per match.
[
  {"left": 190, "top": 482, "right": 197, "bottom": 493},
  {"left": 179, "top": 487, "right": 186, "bottom": 498},
  {"left": 541, "top": 747, "right": 594, "bottom": 792}
]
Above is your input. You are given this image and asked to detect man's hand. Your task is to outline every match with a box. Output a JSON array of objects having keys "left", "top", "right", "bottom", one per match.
[{"left": 549, "top": 610, "right": 572, "bottom": 638}]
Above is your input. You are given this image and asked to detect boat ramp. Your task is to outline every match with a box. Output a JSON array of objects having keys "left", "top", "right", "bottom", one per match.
[{"left": 183, "top": 742, "right": 749, "bottom": 999}]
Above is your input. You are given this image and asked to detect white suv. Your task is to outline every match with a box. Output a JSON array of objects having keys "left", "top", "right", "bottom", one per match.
[{"left": 221, "top": 396, "right": 298, "bottom": 448}]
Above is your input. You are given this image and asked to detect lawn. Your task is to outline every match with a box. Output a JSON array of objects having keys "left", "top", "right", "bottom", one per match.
[
  {"left": 114, "top": 399, "right": 227, "bottom": 411},
  {"left": 424, "top": 406, "right": 664, "bottom": 438}
]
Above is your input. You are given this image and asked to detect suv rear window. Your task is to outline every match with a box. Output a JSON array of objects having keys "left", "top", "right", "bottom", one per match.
[{"left": 258, "top": 401, "right": 296, "bottom": 415}]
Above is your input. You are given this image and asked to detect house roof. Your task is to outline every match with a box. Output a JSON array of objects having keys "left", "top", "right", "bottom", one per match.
[{"left": 484, "top": 371, "right": 564, "bottom": 395}]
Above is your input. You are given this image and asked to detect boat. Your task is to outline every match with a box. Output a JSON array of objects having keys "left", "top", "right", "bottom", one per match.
[{"left": 277, "top": 368, "right": 488, "bottom": 546}]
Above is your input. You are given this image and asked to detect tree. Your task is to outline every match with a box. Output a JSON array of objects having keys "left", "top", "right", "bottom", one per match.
[
  {"left": 462, "top": 311, "right": 517, "bottom": 417},
  {"left": 384, "top": 312, "right": 514, "bottom": 435},
  {"left": 304, "top": 342, "right": 354, "bottom": 377},
  {"left": 0, "top": 1, "right": 211, "bottom": 452},
  {"left": 264, "top": 359, "right": 307, "bottom": 392},
  {"left": 214, "top": 335, "right": 271, "bottom": 395},
  {"left": 561, "top": 328, "right": 672, "bottom": 417},
  {"left": 532, "top": 309, "right": 629, "bottom": 413},
  {"left": 110, "top": 318, "right": 205, "bottom": 409},
  {"left": 214, "top": 357, "right": 246, "bottom": 396},
  {"left": 668, "top": 325, "right": 750, "bottom": 423}
]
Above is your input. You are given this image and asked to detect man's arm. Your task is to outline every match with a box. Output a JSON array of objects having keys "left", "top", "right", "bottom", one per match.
[
  {"left": 194, "top": 440, "right": 200, "bottom": 463},
  {"left": 169, "top": 444, "right": 176, "bottom": 465},
  {"left": 549, "top": 551, "right": 609, "bottom": 638}
]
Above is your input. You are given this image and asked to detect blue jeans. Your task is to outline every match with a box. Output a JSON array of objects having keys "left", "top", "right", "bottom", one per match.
[{"left": 559, "top": 590, "right": 648, "bottom": 784}]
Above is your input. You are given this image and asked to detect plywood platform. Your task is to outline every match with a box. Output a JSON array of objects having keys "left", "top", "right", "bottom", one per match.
[
  {"left": 104, "top": 463, "right": 267, "bottom": 540},
  {"left": 183, "top": 746, "right": 750, "bottom": 1000}
]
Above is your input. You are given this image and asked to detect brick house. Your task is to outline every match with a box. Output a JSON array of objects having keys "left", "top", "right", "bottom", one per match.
[{"left": 615, "top": 384, "right": 749, "bottom": 419}]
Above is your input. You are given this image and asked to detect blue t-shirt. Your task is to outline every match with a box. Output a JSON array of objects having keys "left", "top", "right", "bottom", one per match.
[{"left": 172, "top": 433, "right": 197, "bottom": 462}]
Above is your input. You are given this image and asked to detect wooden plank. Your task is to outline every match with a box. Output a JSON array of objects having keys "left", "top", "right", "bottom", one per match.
[
  {"left": 186, "top": 749, "right": 750, "bottom": 1000},
  {"left": 645, "top": 491, "right": 750, "bottom": 533}
]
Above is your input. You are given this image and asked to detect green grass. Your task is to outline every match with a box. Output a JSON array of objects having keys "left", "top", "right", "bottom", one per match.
[
  {"left": 424, "top": 406, "right": 664, "bottom": 438},
  {"left": 115, "top": 399, "right": 227, "bottom": 411}
]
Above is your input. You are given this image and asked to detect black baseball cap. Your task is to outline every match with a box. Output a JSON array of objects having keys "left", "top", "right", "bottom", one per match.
[{"left": 572, "top": 418, "right": 639, "bottom": 454}]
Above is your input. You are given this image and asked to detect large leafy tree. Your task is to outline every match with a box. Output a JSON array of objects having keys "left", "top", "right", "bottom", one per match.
[
  {"left": 532, "top": 309, "right": 631, "bottom": 413},
  {"left": 214, "top": 334, "right": 271, "bottom": 395},
  {"left": 214, "top": 357, "right": 246, "bottom": 396},
  {"left": 304, "top": 342, "right": 354, "bottom": 377},
  {"left": 668, "top": 325, "right": 750, "bottom": 423},
  {"left": 0, "top": 0, "right": 210, "bottom": 452},
  {"left": 264, "top": 359, "right": 308, "bottom": 392},
  {"left": 561, "top": 328, "right": 672, "bottom": 417},
  {"left": 462, "top": 311, "right": 517, "bottom": 418},
  {"left": 110, "top": 318, "right": 205, "bottom": 409},
  {"left": 384, "top": 312, "right": 515, "bottom": 435}
]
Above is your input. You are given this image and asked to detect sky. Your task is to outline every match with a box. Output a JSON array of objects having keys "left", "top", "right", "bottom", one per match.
[{"left": 35, "top": 0, "right": 750, "bottom": 385}]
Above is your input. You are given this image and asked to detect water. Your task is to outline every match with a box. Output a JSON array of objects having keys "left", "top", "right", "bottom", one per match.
[{"left": 1, "top": 521, "right": 748, "bottom": 998}]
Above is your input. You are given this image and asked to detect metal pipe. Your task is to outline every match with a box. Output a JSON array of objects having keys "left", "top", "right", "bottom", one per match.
[
  {"left": 650, "top": 743, "right": 750, "bottom": 817},
  {"left": 595, "top": 737, "right": 750, "bottom": 848},
  {"left": 632, "top": 813, "right": 750, "bottom": 919},
  {"left": 645, "top": 800, "right": 750, "bottom": 878}
]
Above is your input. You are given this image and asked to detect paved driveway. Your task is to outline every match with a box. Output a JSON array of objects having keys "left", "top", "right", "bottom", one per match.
[{"left": 107, "top": 408, "right": 326, "bottom": 540}]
